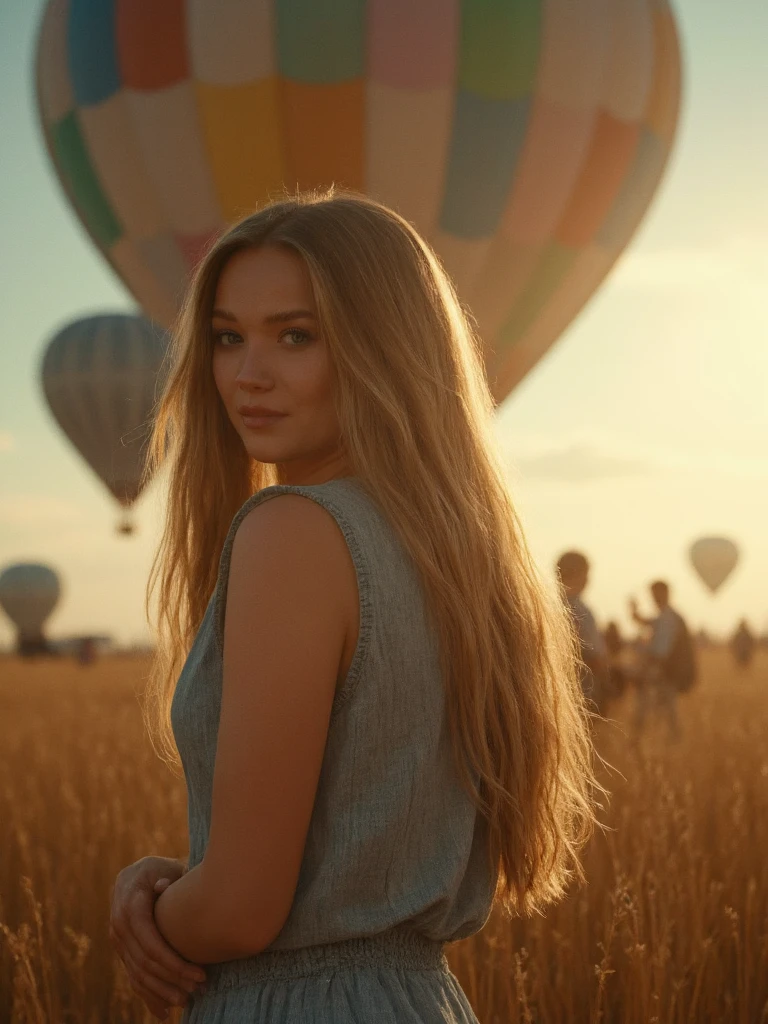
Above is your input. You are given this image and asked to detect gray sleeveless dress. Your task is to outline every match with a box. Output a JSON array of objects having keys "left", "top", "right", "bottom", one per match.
[{"left": 171, "top": 477, "right": 498, "bottom": 1023}]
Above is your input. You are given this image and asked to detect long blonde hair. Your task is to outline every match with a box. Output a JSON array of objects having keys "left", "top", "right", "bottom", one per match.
[{"left": 141, "top": 188, "right": 600, "bottom": 918}]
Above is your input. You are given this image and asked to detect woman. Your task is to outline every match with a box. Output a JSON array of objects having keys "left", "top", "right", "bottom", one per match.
[{"left": 109, "top": 191, "right": 599, "bottom": 1022}]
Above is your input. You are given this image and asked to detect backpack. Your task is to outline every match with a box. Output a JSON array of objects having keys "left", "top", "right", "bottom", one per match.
[{"left": 663, "top": 611, "right": 698, "bottom": 693}]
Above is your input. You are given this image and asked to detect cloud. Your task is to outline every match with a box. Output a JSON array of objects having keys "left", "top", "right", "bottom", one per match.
[
  {"left": 504, "top": 433, "right": 768, "bottom": 485},
  {"left": 610, "top": 233, "right": 768, "bottom": 296},
  {"left": 514, "top": 443, "right": 654, "bottom": 482},
  {"left": 0, "top": 431, "right": 14, "bottom": 452}
]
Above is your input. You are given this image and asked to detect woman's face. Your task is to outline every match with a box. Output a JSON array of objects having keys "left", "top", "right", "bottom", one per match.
[{"left": 211, "top": 245, "right": 351, "bottom": 486}]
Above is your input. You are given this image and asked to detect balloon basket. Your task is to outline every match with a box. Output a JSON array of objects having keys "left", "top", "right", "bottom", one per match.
[{"left": 116, "top": 514, "right": 135, "bottom": 536}]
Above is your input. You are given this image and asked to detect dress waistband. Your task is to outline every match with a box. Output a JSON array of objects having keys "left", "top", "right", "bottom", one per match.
[{"left": 204, "top": 924, "right": 449, "bottom": 991}]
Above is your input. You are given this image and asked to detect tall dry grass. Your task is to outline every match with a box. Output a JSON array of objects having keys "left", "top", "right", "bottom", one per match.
[{"left": 1, "top": 647, "right": 766, "bottom": 1022}]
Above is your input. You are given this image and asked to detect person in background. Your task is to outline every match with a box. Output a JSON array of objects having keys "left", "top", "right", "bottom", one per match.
[
  {"left": 629, "top": 580, "right": 696, "bottom": 742},
  {"left": 695, "top": 628, "right": 712, "bottom": 649},
  {"left": 77, "top": 636, "right": 97, "bottom": 666},
  {"left": 603, "top": 621, "right": 628, "bottom": 703},
  {"left": 730, "top": 619, "right": 756, "bottom": 669},
  {"left": 556, "top": 552, "right": 610, "bottom": 715}
]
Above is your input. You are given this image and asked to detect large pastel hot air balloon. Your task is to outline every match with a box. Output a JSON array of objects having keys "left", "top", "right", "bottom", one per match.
[
  {"left": 36, "top": 0, "right": 682, "bottom": 405},
  {"left": 689, "top": 537, "right": 740, "bottom": 594},
  {"left": 40, "top": 313, "right": 167, "bottom": 534},
  {"left": 0, "top": 563, "right": 61, "bottom": 657}
]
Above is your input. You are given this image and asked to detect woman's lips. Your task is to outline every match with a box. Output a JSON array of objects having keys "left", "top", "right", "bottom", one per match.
[{"left": 239, "top": 411, "right": 287, "bottom": 428}]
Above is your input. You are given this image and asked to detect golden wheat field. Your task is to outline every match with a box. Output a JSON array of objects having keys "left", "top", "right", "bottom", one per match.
[{"left": 1, "top": 647, "right": 766, "bottom": 1024}]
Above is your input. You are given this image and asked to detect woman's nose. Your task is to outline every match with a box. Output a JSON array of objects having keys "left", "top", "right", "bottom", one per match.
[{"left": 235, "top": 342, "right": 274, "bottom": 385}]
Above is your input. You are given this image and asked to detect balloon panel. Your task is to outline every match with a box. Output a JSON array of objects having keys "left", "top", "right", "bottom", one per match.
[
  {"left": 556, "top": 113, "right": 641, "bottom": 249},
  {"left": 41, "top": 314, "right": 167, "bottom": 506},
  {"left": 0, "top": 564, "right": 61, "bottom": 636},
  {"left": 458, "top": 0, "right": 540, "bottom": 102},
  {"left": 37, "top": 0, "right": 682, "bottom": 403},
  {"left": 189, "top": 0, "right": 275, "bottom": 86},
  {"left": 275, "top": 0, "right": 366, "bottom": 83},
  {"left": 50, "top": 112, "right": 121, "bottom": 248},
  {"left": 366, "top": 84, "right": 452, "bottom": 230},
  {"left": 602, "top": 3, "right": 654, "bottom": 122},
  {"left": 440, "top": 93, "right": 531, "bottom": 239},
  {"left": 197, "top": 80, "right": 284, "bottom": 224},
  {"left": 647, "top": 4, "right": 684, "bottom": 143},
  {"left": 282, "top": 81, "right": 365, "bottom": 192},
  {"left": 368, "top": 1, "right": 458, "bottom": 91},
  {"left": 117, "top": 4, "right": 190, "bottom": 91}
]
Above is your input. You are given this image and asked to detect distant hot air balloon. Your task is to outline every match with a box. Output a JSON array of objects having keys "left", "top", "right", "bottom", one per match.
[
  {"left": 689, "top": 537, "right": 740, "bottom": 594},
  {"left": 40, "top": 313, "right": 167, "bottom": 534},
  {"left": 0, "top": 563, "right": 61, "bottom": 657},
  {"left": 35, "top": 0, "right": 682, "bottom": 405}
]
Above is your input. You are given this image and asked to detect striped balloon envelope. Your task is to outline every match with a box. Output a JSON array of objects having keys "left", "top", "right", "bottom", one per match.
[
  {"left": 40, "top": 314, "right": 168, "bottom": 531},
  {"left": 36, "top": 0, "right": 682, "bottom": 405}
]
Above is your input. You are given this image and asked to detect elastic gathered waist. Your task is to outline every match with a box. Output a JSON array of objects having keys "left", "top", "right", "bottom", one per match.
[{"left": 205, "top": 925, "right": 449, "bottom": 991}]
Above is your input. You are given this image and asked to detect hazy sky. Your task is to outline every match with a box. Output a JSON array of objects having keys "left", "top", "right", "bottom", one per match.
[{"left": 1, "top": 1, "right": 767, "bottom": 647}]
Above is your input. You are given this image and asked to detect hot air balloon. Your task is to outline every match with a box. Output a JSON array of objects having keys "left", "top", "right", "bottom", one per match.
[
  {"left": 40, "top": 313, "right": 167, "bottom": 534},
  {"left": 0, "top": 563, "right": 61, "bottom": 657},
  {"left": 689, "top": 537, "right": 740, "bottom": 594},
  {"left": 35, "top": 0, "right": 682, "bottom": 406}
]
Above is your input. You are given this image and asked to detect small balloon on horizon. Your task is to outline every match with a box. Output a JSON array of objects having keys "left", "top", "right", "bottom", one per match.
[
  {"left": 0, "top": 562, "right": 62, "bottom": 655},
  {"left": 689, "top": 537, "right": 740, "bottom": 594}
]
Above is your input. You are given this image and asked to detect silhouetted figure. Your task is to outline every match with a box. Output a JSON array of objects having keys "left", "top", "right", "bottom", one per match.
[
  {"left": 695, "top": 628, "right": 712, "bottom": 649},
  {"left": 557, "top": 551, "right": 610, "bottom": 715},
  {"left": 77, "top": 636, "right": 97, "bottom": 666},
  {"left": 603, "top": 621, "right": 628, "bottom": 702},
  {"left": 629, "top": 580, "right": 697, "bottom": 742},
  {"left": 730, "top": 619, "right": 756, "bottom": 669},
  {"left": 604, "top": 621, "right": 622, "bottom": 657}
]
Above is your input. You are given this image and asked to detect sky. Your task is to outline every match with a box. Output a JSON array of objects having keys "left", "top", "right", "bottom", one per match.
[{"left": 1, "top": 1, "right": 767, "bottom": 648}]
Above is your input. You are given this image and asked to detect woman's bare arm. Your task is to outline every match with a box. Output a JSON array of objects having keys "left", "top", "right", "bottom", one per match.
[{"left": 153, "top": 495, "right": 354, "bottom": 962}]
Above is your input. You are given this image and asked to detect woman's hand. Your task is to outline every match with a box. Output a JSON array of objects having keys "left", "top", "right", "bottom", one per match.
[{"left": 109, "top": 857, "right": 208, "bottom": 1019}]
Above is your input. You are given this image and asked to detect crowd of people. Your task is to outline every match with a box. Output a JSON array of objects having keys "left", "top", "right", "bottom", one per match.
[{"left": 556, "top": 551, "right": 759, "bottom": 742}]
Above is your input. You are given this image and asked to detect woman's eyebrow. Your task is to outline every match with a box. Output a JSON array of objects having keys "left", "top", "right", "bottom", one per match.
[
  {"left": 211, "top": 307, "right": 316, "bottom": 324},
  {"left": 264, "top": 309, "right": 317, "bottom": 324}
]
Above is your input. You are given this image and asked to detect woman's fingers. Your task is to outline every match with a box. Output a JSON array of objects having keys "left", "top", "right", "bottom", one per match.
[
  {"left": 111, "top": 912, "right": 202, "bottom": 998},
  {"left": 125, "top": 922, "right": 201, "bottom": 997},
  {"left": 127, "top": 971, "right": 173, "bottom": 1021},
  {"left": 121, "top": 943, "right": 192, "bottom": 1010},
  {"left": 132, "top": 909, "right": 204, "bottom": 987},
  {"left": 114, "top": 921, "right": 199, "bottom": 991},
  {"left": 121, "top": 890, "right": 205, "bottom": 988},
  {"left": 129, "top": 977, "right": 172, "bottom": 1021}
]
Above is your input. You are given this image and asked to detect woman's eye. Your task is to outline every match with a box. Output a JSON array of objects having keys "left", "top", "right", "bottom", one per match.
[
  {"left": 213, "top": 329, "right": 241, "bottom": 346},
  {"left": 281, "top": 328, "right": 312, "bottom": 346}
]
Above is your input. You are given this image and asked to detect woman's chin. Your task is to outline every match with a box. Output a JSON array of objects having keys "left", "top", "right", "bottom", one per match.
[{"left": 244, "top": 443, "right": 282, "bottom": 462}]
